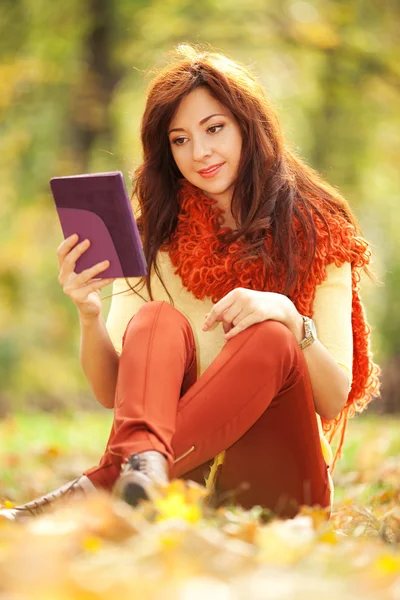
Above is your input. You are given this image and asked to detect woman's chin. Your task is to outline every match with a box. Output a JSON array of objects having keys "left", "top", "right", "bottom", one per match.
[{"left": 196, "top": 179, "right": 234, "bottom": 199}]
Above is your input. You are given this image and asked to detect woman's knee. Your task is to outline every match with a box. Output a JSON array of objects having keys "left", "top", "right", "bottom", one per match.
[
  {"left": 123, "top": 301, "right": 194, "bottom": 344},
  {"left": 238, "top": 319, "right": 300, "bottom": 368},
  {"left": 134, "top": 300, "right": 192, "bottom": 327},
  {"left": 249, "top": 319, "right": 297, "bottom": 348}
]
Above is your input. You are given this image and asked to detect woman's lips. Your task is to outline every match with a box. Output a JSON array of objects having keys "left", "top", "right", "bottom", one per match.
[{"left": 198, "top": 163, "right": 224, "bottom": 179}]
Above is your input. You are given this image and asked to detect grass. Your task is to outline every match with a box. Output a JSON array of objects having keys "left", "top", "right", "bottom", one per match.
[
  {"left": 330, "top": 414, "right": 400, "bottom": 505},
  {"left": 0, "top": 410, "right": 398, "bottom": 508},
  {"left": 0, "top": 411, "right": 113, "bottom": 502}
]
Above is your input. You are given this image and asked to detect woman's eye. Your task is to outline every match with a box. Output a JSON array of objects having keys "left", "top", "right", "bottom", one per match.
[
  {"left": 172, "top": 137, "right": 187, "bottom": 146},
  {"left": 208, "top": 124, "right": 224, "bottom": 134}
]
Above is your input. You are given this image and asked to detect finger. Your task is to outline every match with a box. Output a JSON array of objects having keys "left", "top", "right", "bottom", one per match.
[
  {"left": 203, "top": 294, "right": 237, "bottom": 330},
  {"left": 69, "top": 278, "right": 115, "bottom": 301},
  {"left": 86, "top": 278, "right": 115, "bottom": 294},
  {"left": 56, "top": 233, "right": 80, "bottom": 270},
  {"left": 58, "top": 238, "right": 91, "bottom": 281},
  {"left": 224, "top": 312, "right": 259, "bottom": 340},
  {"left": 204, "top": 311, "right": 226, "bottom": 330},
  {"left": 206, "top": 288, "right": 248, "bottom": 328},
  {"left": 77, "top": 275, "right": 115, "bottom": 286},
  {"left": 73, "top": 260, "right": 111, "bottom": 286},
  {"left": 220, "top": 305, "right": 244, "bottom": 326},
  {"left": 222, "top": 321, "right": 233, "bottom": 334},
  {"left": 223, "top": 309, "right": 249, "bottom": 335}
]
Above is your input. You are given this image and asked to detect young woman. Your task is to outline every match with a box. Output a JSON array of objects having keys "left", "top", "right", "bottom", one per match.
[{"left": 1, "top": 45, "right": 379, "bottom": 521}]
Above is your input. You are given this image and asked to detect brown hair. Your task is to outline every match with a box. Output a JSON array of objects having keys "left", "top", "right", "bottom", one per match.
[{"left": 127, "top": 44, "right": 364, "bottom": 302}]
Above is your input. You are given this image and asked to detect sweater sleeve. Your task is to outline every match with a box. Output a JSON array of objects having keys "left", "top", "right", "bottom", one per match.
[{"left": 312, "top": 261, "right": 353, "bottom": 384}]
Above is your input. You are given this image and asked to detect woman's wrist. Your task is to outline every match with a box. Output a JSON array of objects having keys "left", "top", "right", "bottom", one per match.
[
  {"left": 280, "top": 297, "right": 304, "bottom": 343},
  {"left": 78, "top": 309, "right": 103, "bottom": 327}
]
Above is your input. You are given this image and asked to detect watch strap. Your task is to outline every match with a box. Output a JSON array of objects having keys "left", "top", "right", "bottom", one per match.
[{"left": 298, "top": 315, "right": 316, "bottom": 350}]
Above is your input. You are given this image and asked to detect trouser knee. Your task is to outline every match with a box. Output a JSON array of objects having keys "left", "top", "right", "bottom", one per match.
[
  {"left": 122, "top": 301, "right": 193, "bottom": 346},
  {"left": 240, "top": 319, "right": 300, "bottom": 371},
  {"left": 134, "top": 300, "right": 190, "bottom": 327},
  {"left": 254, "top": 319, "right": 297, "bottom": 346}
]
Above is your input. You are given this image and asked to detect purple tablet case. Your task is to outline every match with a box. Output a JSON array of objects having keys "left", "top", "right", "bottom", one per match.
[{"left": 50, "top": 171, "right": 147, "bottom": 278}]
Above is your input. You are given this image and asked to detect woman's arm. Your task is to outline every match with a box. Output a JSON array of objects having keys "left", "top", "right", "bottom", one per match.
[
  {"left": 56, "top": 234, "right": 120, "bottom": 410},
  {"left": 79, "top": 276, "right": 142, "bottom": 409},
  {"left": 79, "top": 312, "right": 120, "bottom": 410},
  {"left": 80, "top": 276, "right": 144, "bottom": 408},
  {"left": 204, "top": 262, "right": 353, "bottom": 421},
  {"left": 284, "top": 262, "right": 353, "bottom": 421},
  {"left": 285, "top": 310, "right": 351, "bottom": 420}
]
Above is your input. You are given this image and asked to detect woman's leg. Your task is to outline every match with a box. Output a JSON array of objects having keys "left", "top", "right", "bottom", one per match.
[
  {"left": 83, "top": 300, "right": 197, "bottom": 488},
  {"left": 83, "top": 301, "right": 330, "bottom": 517},
  {"left": 177, "top": 378, "right": 331, "bottom": 518},
  {"left": 169, "top": 317, "right": 330, "bottom": 518}
]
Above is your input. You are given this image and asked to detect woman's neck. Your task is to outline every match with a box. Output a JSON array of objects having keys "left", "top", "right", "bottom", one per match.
[
  {"left": 202, "top": 187, "right": 237, "bottom": 230},
  {"left": 220, "top": 211, "right": 238, "bottom": 230}
]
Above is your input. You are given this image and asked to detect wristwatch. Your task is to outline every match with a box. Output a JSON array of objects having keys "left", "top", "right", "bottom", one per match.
[{"left": 298, "top": 315, "right": 317, "bottom": 350}]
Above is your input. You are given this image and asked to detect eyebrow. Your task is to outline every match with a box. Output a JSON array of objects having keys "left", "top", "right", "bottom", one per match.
[{"left": 168, "top": 113, "right": 225, "bottom": 135}]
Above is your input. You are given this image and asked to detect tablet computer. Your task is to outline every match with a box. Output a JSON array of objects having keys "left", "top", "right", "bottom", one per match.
[{"left": 50, "top": 171, "right": 147, "bottom": 278}]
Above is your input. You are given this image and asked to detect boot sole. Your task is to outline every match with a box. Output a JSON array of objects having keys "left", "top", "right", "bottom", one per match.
[{"left": 121, "top": 482, "right": 149, "bottom": 507}]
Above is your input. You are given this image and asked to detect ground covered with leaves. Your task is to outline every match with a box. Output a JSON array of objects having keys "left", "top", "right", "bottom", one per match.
[{"left": 0, "top": 412, "right": 399, "bottom": 599}]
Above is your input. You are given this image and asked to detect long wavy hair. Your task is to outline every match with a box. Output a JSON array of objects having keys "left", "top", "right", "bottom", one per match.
[{"left": 126, "top": 44, "right": 364, "bottom": 303}]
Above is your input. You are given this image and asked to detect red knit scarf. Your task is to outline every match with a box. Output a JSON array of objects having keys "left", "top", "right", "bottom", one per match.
[{"left": 163, "top": 180, "right": 380, "bottom": 470}]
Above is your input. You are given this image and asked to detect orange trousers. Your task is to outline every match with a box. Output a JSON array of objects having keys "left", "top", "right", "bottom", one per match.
[{"left": 83, "top": 301, "right": 331, "bottom": 518}]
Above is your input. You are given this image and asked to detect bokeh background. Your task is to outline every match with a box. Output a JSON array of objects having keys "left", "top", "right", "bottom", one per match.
[{"left": 1, "top": 0, "right": 399, "bottom": 416}]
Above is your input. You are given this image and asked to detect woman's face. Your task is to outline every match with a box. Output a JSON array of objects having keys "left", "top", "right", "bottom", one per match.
[{"left": 168, "top": 87, "right": 242, "bottom": 208}]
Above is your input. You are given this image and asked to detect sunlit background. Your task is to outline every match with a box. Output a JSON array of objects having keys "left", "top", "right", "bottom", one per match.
[{"left": 0, "top": 0, "right": 399, "bottom": 415}]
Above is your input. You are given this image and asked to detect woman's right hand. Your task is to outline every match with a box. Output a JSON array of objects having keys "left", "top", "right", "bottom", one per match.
[{"left": 57, "top": 233, "right": 115, "bottom": 319}]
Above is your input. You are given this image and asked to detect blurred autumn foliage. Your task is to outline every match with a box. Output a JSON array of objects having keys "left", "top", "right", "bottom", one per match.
[
  {"left": 1, "top": 444, "right": 400, "bottom": 599},
  {"left": 0, "top": 413, "right": 400, "bottom": 599},
  {"left": 0, "top": 0, "right": 399, "bottom": 412}
]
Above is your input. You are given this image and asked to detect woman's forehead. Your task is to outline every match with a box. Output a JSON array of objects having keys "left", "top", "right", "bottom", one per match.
[{"left": 170, "top": 88, "right": 228, "bottom": 128}]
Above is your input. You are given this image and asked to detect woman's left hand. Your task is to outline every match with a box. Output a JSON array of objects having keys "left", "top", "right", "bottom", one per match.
[{"left": 202, "top": 288, "right": 298, "bottom": 341}]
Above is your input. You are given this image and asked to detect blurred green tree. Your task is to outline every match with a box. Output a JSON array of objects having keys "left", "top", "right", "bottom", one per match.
[{"left": 0, "top": 0, "right": 399, "bottom": 411}]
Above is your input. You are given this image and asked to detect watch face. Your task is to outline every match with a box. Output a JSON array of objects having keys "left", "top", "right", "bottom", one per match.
[{"left": 310, "top": 319, "right": 317, "bottom": 338}]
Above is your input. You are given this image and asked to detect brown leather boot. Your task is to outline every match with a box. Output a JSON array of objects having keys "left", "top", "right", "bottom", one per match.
[
  {"left": 113, "top": 450, "right": 169, "bottom": 507},
  {"left": 0, "top": 475, "right": 97, "bottom": 522}
]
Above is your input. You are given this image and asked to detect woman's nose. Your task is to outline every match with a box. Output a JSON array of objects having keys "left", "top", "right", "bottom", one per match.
[{"left": 192, "top": 138, "right": 212, "bottom": 162}]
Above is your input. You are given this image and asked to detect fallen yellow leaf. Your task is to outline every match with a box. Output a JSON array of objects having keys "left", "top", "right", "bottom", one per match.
[
  {"left": 81, "top": 535, "right": 103, "bottom": 553},
  {"left": 374, "top": 554, "right": 400, "bottom": 575},
  {"left": 155, "top": 493, "right": 202, "bottom": 524}
]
